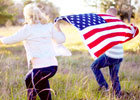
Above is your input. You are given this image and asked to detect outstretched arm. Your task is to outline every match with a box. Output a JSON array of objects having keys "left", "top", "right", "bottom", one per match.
[
  {"left": 54, "top": 21, "right": 62, "bottom": 32},
  {"left": 0, "top": 25, "right": 30, "bottom": 45}
]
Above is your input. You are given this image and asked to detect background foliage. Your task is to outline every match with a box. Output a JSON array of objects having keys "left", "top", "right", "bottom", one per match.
[
  {"left": 0, "top": 0, "right": 59, "bottom": 26},
  {"left": 0, "top": 0, "right": 14, "bottom": 25},
  {"left": 0, "top": 0, "right": 140, "bottom": 100}
]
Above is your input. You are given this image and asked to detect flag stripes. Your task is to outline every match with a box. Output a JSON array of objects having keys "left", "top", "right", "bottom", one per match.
[
  {"left": 83, "top": 24, "right": 131, "bottom": 39},
  {"left": 88, "top": 32, "right": 132, "bottom": 49},
  {"left": 55, "top": 13, "right": 139, "bottom": 59}
]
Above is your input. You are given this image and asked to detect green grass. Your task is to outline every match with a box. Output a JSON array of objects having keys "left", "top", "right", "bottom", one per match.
[{"left": 0, "top": 24, "right": 140, "bottom": 100}]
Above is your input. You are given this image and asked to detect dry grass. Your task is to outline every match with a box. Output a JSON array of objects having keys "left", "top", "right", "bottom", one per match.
[{"left": 0, "top": 24, "right": 140, "bottom": 100}]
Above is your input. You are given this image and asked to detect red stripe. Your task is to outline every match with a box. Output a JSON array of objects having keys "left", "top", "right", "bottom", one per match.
[
  {"left": 98, "top": 14, "right": 114, "bottom": 17},
  {"left": 105, "top": 19, "right": 123, "bottom": 23},
  {"left": 94, "top": 41, "right": 121, "bottom": 57},
  {"left": 94, "top": 35, "right": 135, "bottom": 57},
  {"left": 88, "top": 32, "right": 132, "bottom": 49},
  {"left": 135, "top": 27, "right": 139, "bottom": 36},
  {"left": 83, "top": 25, "right": 131, "bottom": 39}
]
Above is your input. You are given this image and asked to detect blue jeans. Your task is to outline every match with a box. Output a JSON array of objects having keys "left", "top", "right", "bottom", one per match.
[
  {"left": 91, "top": 54, "right": 123, "bottom": 95},
  {"left": 25, "top": 66, "right": 58, "bottom": 100}
]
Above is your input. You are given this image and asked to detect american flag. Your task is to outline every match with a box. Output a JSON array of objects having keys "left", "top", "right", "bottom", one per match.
[{"left": 55, "top": 13, "right": 139, "bottom": 59}]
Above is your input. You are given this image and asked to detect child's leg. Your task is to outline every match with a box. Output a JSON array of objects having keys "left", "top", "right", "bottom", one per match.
[
  {"left": 35, "top": 77, "right": 51, "bottom": 100},
  {"left": 33, "top": 66, "right": 57, "bottom": 100},
  {"left": 25, "top": 71, "right": 37, "bottom": 100},
  {"left": 90, "top": 54, "right": 109, "bottom": 89},
  {"left": 109, "top": 63, "right": 121, "bottom": 96},
  {"left": 27, "top": 89, "right": 37, "bottom": 100}
]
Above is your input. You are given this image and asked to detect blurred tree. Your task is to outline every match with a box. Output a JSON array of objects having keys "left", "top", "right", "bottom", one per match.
[
  {"left": 100, "top": 0, "right": 115, "bottom": 12},
  {"left": 1, "top": 0, "right": 59, "bottom": 25},
  {"left": 114, "top": 0, "right": 136, "bottom": 23},
  {"left": 8, "top": 2, "right": 24, "bottom": 25},
  {"left": 138, "top": 7, "right": 140, "bottom": 15},
  {"left": 84, "top": 0, "right": 100, "bottom": 13},
  {"left": 23, "top": 0, "right": 33, "bottom": 5},
  {"left": 85, "top": 0, "right": 115, "bottom": 12},
  {"left": 85, "top": 0, "right": 136, "bottom": 23},
  {"left": 0, "top": 0, "right": 14, "bottom": 25},
  {"left": 134, "top": 2, "right": 140, "bottom": 23}
]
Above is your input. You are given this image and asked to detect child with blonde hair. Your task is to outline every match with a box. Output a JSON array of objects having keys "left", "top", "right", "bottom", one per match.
[{"left": 0, "top": 3, "right": 71, "bottom": 100}]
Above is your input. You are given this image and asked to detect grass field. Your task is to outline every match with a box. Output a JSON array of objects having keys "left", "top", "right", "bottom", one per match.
[{"left": 0, "top": 24, "right": 140, "bottom": 100}]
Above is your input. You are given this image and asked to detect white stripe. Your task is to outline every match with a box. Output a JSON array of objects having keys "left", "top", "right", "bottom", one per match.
[
  {"left": 89, "top": 36, "right": 128, "bottom": 53},
  {"left": 106, "top": 48, "right": 123, "bottom": 53},
  {"left": 105, "top": 44, "right": 124, "bottom": 59},
  {"left": 84, "top": 28, "right": 132, "bottom": 44},
  {"left": 81, "top": 22, "right": 127, "bottom": 36},
  {"left": 105, "top": 52, "right": 123, "bottom": 58},
  {"left": 108, "top": 44, "right": 123, "bottom": 49},
  {"left": 101, "top": 16, "right": 120, "bottom": 20},
  {"left": 79, "top": 31, "right": 97, "bottom": 59},
  {"left": 107, "top": 48, "right": 123, "bottom": 52},
  {"left": 106, "top": 44, "right": 123, "bottom": 53}
]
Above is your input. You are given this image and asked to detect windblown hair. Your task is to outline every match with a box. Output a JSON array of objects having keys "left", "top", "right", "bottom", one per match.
[{"left": 23, "top": 3, "right": 49, "bottom": 24}]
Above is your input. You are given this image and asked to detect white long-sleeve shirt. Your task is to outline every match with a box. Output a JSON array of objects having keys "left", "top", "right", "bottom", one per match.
[
  {"left": 105, "top": 44, "right": 123, "bottom": 59},
  {"left": 1, "top": 23, "right": 71, "bottom": 68}
]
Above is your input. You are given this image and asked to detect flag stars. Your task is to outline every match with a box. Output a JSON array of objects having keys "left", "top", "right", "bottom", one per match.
[
  {"left": 70, "top": 16, "right": 74, "bottom": 18},
  {"left": 88, "top": 15, "right": 91, "bottom": 17},
  {"left": 83, "top": 17, "right": 86, "bottom": 19},
  {"left": 77, "top": 21, "right": 80, "bottom": 23},
  {"left": 87, "top": 20, "right": 91, "bottom": 23},
  {"left": 98, "top": 21, "right": 101, "bottom": 24},
  {"left": 88, "top": 17, "right": 91, "bottom": 20},
  {"left": 77, "top": 18, "right": 80, "bottom": 20},
  {"left": 70, "top": 17, "right": 74, "bottom": 20},
  {"left": 71, "top": 21, "right": 74, "bottom": 23},
  {"left": 83, "top": 19, "right": 86, "bottom": 21},
  {"left": 88, "top": 23, "right": 91, "bottom": 26},
  {"left": 66, "top": 13, "right": 106, "bottom": 30},
  {"left": 76, "top": 16, "right": 80, "bottom": 18},
  {"left": 93, "top": 19, "right": 96, "bottom": 22},
  {"left": 83, "top": 26, "right": 86, "bottom": 28},
  {"left": 82, "top": 22, "right": 86, "bottom": 24},
  {"left": 77, "top": 24, "right": 80, "bottom": 28}
]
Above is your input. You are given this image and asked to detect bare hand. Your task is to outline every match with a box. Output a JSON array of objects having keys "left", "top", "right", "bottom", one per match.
[{"left": 54, "top": 22, "right": 62, "bottom": 32}]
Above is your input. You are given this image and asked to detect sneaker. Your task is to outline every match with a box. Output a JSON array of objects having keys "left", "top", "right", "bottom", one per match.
[
  {"left": 98, "top": 86, "right": 109, "bottom": 92},
  {"left": 115, "top": 91, "right": 122, "bottom": 98}
]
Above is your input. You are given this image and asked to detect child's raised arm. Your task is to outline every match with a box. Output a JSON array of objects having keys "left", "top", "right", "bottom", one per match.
[{"left": 52, "top": 22, "right": 66, "bottom": 44}]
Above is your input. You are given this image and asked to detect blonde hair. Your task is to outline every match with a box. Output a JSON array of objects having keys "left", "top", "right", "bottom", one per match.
[
  {"left": 106, "top": 8, "right": 117, "bottom": 16},
  {"left": 23, "top": 3, "right": 49, "bottom": 24}
]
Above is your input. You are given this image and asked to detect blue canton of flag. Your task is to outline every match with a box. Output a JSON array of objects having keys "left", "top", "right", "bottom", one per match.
[{"left": 56, "top": 13, "right": 106, "bottom": 30}]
